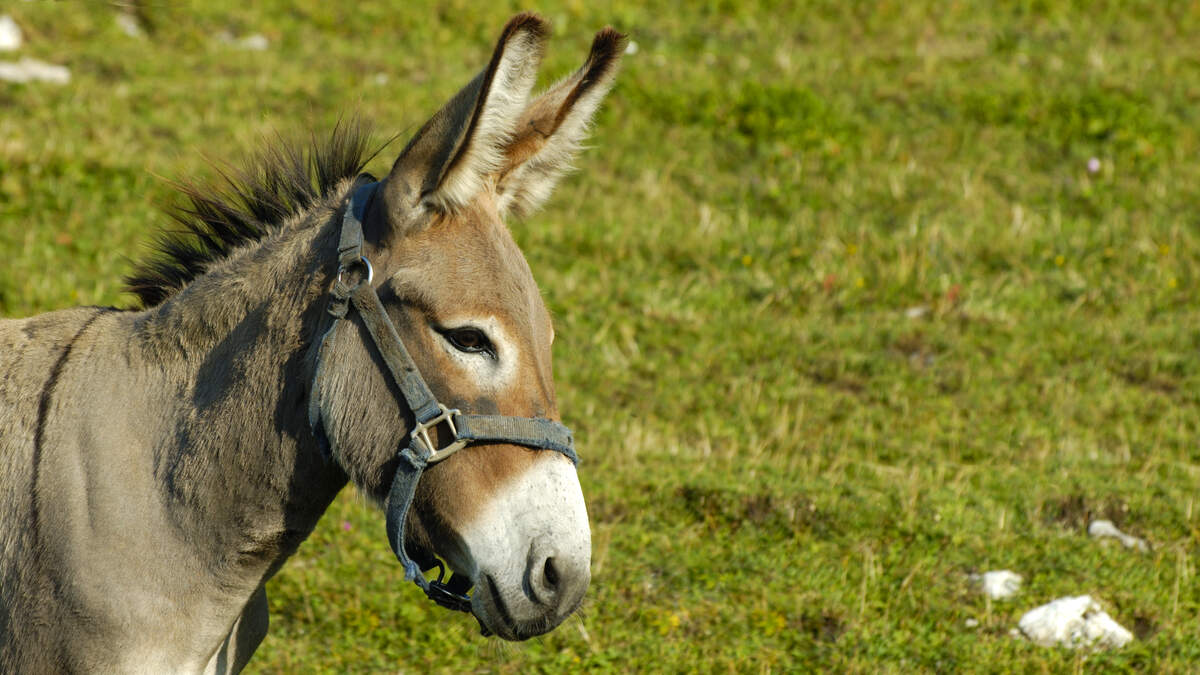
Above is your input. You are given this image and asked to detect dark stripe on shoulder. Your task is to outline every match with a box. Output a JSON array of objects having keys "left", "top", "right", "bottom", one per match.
[{"left": 30, "top": 308, "right": 112, "bottom": 540}]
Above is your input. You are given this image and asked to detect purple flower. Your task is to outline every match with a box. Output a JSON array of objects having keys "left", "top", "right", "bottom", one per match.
[
  {"left": 342, "top": 520, "right": 352, "bottom": 531},
  {"left": 1087, "top": 157, "right": 1101, "bottom": 174}
]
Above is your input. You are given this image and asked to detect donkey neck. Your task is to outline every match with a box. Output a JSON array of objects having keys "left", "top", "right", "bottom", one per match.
[{"left": 131, "top": 194, "right": 351, "bottom": 585}]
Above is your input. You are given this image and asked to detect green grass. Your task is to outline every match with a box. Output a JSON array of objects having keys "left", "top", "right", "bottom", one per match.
[{"left": 4, "top": 0, "right": 1200, "bottom": 671}]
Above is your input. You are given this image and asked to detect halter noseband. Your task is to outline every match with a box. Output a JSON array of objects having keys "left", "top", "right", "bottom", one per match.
[{"left": 308, "top": 175, "right": 577, "bottom": 615}]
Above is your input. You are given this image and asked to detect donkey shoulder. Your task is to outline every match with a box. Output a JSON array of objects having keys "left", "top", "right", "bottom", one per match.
[
  {"left": 0, "top": 307, "right": 118, "bottom": 675},
  {"left": 0, "top": 306, "right": 118, "bottom": 436},
  {"left": 0, "top": 306, "right": 121, "bottom": 570}
]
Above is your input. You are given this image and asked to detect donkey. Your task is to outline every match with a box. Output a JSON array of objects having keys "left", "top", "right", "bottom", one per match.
[{"left": 0, "top": 13, "right": 624, "bottom": 673}]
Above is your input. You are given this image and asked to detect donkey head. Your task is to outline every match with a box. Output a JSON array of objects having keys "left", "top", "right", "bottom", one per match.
[{"left": 313, "top": 14, "right": 624, "bottom": 640}]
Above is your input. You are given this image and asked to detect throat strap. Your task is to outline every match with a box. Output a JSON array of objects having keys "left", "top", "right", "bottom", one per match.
[{"left": 310, "top": 176, "right": 577, "bottom": 614}]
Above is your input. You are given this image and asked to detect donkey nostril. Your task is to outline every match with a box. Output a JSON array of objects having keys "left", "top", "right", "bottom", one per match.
[{"left": 543, "top": 557, "right": 560, "bottom": 590}]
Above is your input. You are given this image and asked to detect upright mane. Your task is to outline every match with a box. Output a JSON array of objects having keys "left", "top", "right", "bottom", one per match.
[{"left": 125, "top": 119, "right": 378, "bottom": 308}]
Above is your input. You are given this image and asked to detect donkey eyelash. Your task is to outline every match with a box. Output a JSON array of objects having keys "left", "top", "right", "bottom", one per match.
[{"left": 438, "top": 326, "right": 498, "bottom": 359}]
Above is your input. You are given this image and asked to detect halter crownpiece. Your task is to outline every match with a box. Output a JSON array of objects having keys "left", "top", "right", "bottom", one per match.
[{"left": 309, "top": 175, "right": 577, "bottom": 615}]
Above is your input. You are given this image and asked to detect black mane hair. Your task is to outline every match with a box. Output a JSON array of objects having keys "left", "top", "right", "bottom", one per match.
[{"left": 124, "top": 118, "right": 378, "bottom": 308}]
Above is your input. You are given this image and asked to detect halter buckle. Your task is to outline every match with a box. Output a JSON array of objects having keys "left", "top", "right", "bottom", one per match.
[
  {"left": 336, "top": 255, "right": 374, "bottom": 289},
  {"left": 412, "top": 404, "right": 468, "bottom": 464},
  {"left": 423, "top": 560, "right": 474, "bottom": 613}
]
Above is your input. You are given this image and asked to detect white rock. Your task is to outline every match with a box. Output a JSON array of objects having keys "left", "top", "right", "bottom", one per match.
[
  {"left": 0, "top": 57, "right": 70, "bottom": 84},
  {"left": 1017, "top": 595, "right": 1133, "bottom": 650},
  {"left": 236, "top": 33, "right": 269, "bottom": 51},
  {"left": 0, "top": 15, "right": 22, "bottom": 51},
  {"left": 215, "top": 30, "right": 269, "bottom": 51},
  {"left": 115, "top": 13, "right": 145, "bottom": 39},
  {"left": 1088, "top": 519, "right": 1148, "bottom": 552},
  {"left": 905, "top": 305, "right": 930, "bottom": 319},
  {"left": 970, "top": 570, "right": 1022, "bottom": 600}
]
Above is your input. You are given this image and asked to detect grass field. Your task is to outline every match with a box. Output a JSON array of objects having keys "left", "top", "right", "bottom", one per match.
[{"left": 3, "top": 1, "right": 1200, "bottom": 671}]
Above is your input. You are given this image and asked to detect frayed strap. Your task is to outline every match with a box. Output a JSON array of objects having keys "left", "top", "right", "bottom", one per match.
[{"left": 454, "top": 414, "right": 576, "bottom": 463}]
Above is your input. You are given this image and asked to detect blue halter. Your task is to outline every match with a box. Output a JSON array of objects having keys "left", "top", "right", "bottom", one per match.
[{"left": 309, "top": 176, "right": 577, "bottom": 614}]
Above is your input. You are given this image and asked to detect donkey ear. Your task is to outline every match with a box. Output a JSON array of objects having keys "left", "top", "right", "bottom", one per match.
[
  {"left": 495, "top": 28, "right": 626, "bottom": 218},
  {"left": 377, "top": 13, "right": 548, "bottom": 224}
]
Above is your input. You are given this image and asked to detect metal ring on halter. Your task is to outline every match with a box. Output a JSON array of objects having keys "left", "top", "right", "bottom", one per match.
[
  {"left": 337, "top": 256, "right": 374, "bottom": 288},
  {"left": 412, "top": 404, "right": 469, "bottom": 464}
]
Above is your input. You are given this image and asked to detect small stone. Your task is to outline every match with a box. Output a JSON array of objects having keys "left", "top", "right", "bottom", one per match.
[
  {"left": 215, "top": 30, "right": 269, "bottom": 51},
  {"left": 236, "top": 33, "right": 269, "bottom": 51},
  {"left": 970, "top": 570, "right": 1022, "bottom": 600},
  {"left": 0, "top": 15, "right": 22, "bottom": 52},
  {"left": 115, "top": 13, "right": 145, "bottom": 39},
  {"left": 0, "top": 15, "right": 21, "bottom": 52},
  {"left": 1088, "top": 519, "right": 1148, "bottom": 552},
  {"left": 0, "top": 57, "right": 70, "bottom": 84},
  {"left": 1017, "top": 595, "right": 1133, "bottom": 650}
]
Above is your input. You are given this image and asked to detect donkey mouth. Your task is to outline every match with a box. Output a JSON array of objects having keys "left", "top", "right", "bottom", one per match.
[{"left": 475, "top": 574, "right": 537, "bottom": 641}]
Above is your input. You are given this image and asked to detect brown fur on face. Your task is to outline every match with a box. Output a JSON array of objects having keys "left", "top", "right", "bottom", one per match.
[
  {"left": 373, "top": 198, "right": 560, "bottom": 556},
  {"left": 345, "top": 14, "right": 624, "bottom": 547}
]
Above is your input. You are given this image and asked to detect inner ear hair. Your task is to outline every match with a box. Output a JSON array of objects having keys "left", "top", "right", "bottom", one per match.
[
  {"left": 496, "top": 27, "right": 628, "bottom": 218},
  {"left": 425, "top": 13, "right": 549, "bottom": 212},
  {"left": 377, "top": 13, "right": 550, "bottom": 229}
]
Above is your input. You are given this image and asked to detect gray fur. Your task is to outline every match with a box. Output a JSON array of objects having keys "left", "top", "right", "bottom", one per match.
[
  {"left": 0, "top": 12, "right": 624, "bottom": 672},
  {"left": 0, "top": 196, "right": 356, "bottom": 672}
]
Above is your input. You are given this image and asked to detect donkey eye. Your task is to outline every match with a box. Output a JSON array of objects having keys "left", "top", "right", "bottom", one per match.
[{"left": 443, "top": 327, "right": 495, "bottom": 357}]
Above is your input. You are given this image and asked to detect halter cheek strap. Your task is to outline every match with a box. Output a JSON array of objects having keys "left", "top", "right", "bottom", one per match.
[{"left": 309, "top": 176, "right": 577, "bottom": 614}]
